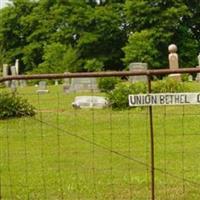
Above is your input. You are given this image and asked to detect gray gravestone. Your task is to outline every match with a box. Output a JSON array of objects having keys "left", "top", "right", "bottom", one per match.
[
  {"left": 36, "top": 81, "right": 49, "bottom": 94},
  {"left": 196, "top": 53, "right": 200, "bottom": 81},
  {"left": 10, "top": 65, "right": 18, "bottom": 88},
  {"left": 72, "top": 96, "right": 108, "bottom": 109},
  {"left": 3, "top": 64, "right": 10, "bottom": 87},
  {"left": 69, "top": 78, "right": 98, "bottom": 92},
  {"left": 10, "top": 66, "right": 17, "bottom": 76},
  {"left": 19, "top": 80, "right": 27, "bottom": 88},
  {"left": 10, "top": 81, "right": 17, "bottom": 92},
  {"left": 63, "top": 72, "right": 71, "bottom": 93},
  {"left": 128, "top": 62, "right": 147, "bottom": 83}
]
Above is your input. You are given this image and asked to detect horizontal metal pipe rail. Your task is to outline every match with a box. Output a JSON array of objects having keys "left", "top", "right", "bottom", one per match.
[{"left": 0, "top": 67, "right": 200, "bottom": 82}]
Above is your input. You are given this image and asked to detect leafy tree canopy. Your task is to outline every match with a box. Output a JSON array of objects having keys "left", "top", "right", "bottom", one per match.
[{"left": 0, "top": 0, "right": 199, "bottom": 73}]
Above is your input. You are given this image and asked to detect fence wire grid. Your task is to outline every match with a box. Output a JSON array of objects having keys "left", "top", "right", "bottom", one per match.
[{"left": 1, "top": 70, "right": 200, "bottom": 200}]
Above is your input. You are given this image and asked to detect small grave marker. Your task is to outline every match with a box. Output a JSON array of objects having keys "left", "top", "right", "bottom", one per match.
[{"left": 36, "top": 81, "right": 49, "bottom": 94}]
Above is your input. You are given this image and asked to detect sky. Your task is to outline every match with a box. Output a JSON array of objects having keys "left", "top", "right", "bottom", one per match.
[
  {"left": 0, "top": 0, "right": 106, "bottom": 9},
  {"left": 0, "top": 0, "right": 9, "bottom": 8}
]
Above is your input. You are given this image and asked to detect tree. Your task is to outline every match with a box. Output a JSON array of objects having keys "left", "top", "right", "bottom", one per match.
[
  {"left": 124, "top": 0, "right": 199, "bottom": 68},
  {"left": 0, "top": 0, "right": 199, "bottom": 73},
  {"left": 183, "top": 0, "right": 200, "bottom": 43},
  {"left": 123, "top": 30, "right": 160, "bottom": 68},
  {"left": 0, "top": 0, "right": 36, "bottom": 71},
  {"left": 0, "top": 0, "right": 127, "bottom": 72}
]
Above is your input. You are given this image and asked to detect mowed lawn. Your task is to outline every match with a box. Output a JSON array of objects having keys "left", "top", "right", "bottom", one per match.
[{"left": 1, "top": 82, "right": 200, "bottom": 200}]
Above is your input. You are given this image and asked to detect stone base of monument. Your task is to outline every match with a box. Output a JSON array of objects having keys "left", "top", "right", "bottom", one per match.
[{"left": 168, "top": 73, "right": 181, "bottom": 81}]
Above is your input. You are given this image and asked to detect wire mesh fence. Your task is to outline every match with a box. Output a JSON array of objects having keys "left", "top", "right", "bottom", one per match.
[{"left": 1, "top": 69, "right": 200, "bottom": 200}]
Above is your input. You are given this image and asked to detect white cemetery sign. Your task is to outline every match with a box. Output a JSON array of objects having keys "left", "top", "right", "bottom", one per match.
[{"left": 129, "top": 93, "right": 200, "bottom": 107}]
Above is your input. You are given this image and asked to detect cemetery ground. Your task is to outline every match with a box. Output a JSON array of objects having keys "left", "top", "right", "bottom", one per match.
[{"left": 1, "top": 82, "right": 200, "bottom": 200}]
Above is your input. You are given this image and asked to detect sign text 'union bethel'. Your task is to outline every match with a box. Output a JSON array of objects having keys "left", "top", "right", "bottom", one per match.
[{"left": 129, "top": 93, "right": 200, "bottom": 107}]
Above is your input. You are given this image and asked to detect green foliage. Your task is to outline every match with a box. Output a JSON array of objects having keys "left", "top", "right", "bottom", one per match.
[
  {"left": 124, "top": 0, "right": 199, "bottom": 68},
  {"left": 0, "top": 92, "right": 35, "bottom": 119},
  {"left": 108, "top": 78, "right": 187, "bottom": 109},
  {"left": 0, "top": 0, "right": 199, "bottom": 72},
  {"left": 123, "top": 30, "right": 160, "bottom": 68},
  {"left": 84, "top": 59, "right": 103, "bottom": 72},
  {"left": 152, "top": 77, "right": 187, "bottom": 93},
  {"left": 181, "top": 73, "right": 190, "bottom": 82},
  {"left": 0, "top": 0, "right": 126, "bottom": 72},
  {"left": 108, "top": 82, "right": 147, "bottom": 109},
  {"left": 37, "top": 43, "right": 67, "bottom": 73},
  {"left": 98, "top": 77, "right": 121, "bottom": 92}
]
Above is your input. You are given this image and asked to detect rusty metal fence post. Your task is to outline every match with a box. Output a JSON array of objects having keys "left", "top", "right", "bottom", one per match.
[{"left": 147, "top": 74, "right": 155, "bottom": 200}]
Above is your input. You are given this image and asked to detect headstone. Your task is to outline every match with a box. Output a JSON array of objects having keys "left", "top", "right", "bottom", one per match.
[
  {"left": 198, "top": 53, "right": 200, "bottom": 67},
  {"left": 10, "top": 81, "right": 17, "bottom": 92},
  {"left": 3, "top": 64, "right": 10, "bottom": 87},
  {"left": 55, "top": 80, "right": 59, "bottom": 86},
  {"left": 196, "top": 53, "right": 200, "bottom": 81},
  {"left": 69, "top": 78, "right": 98, "bottom": 92},
  {"left": 19, "top": 80, "right": 27, "bottom": 88},
  {"left": 15, "top": 59, "right": 19, "bottom": 75},
  {"left": 72, "top": 96, "right": 108, "bottom": 109},
  {"left": 36, "top": 81, "right": 49, "bottom": 94},
  {"left": 63, "top": 72, "right": 71, "bottom": 93},
  {"left": 188, "top": 75, "right": 193, "bottom": 82},
  {"left": 10, "top": 66, "right": 17, "bottom": 76},
  {"left": 128, "top": 62, "right": 148, "bottom": 83},
  {"left": 168, "top": 44, "right": 181, "bottom": 81},
  {"left": 10, "top": 65, "right": 18, "bottom": 88}
]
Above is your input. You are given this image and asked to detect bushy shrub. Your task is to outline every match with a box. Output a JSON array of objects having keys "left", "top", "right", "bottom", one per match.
[
  {"left": 108, "top": 78, "right": 187, "bottom": 109},
  {"left": 181, "top": 73, "right": 190, "bottom": 82},
  {"left": 152, "top": 77, "right": 186, "bottom": 93},
  {"left": 98, "top": 77, "right": 121, "bottom": 92},
  {"left": 0, "top": 92, "right": 36, "bottom": 119},
  {"left": 108, "top": 82, "right": 147, "bottom": 109}
]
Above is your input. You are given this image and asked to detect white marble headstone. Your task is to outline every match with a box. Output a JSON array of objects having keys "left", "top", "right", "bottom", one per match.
[
  {"left": 72, "top": 96, "right": 108, "bottom": 108},
  {"left": 196, "top": 53, "right": 200, "bottom": 81}
]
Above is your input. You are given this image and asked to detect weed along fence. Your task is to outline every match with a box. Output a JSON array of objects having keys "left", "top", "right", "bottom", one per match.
[{"left": 1, "top": 68, "right": 200, "bottom": 200}]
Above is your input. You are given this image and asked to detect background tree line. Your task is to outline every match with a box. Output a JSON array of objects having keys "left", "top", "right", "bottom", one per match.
[{"left": 0, "top": 0, "right": 199, "bottom": 74}]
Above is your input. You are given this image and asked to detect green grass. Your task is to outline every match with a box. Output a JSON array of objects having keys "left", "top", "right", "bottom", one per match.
[{"left": 1, "top": 82, "right": 200, "bottom": 199}]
